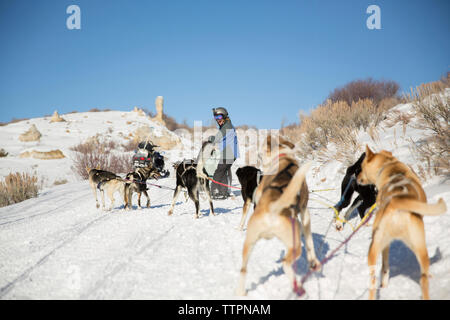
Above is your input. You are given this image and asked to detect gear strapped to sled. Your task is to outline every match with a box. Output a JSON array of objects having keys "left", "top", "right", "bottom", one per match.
[
  {"left": 132, "top": 141, "right": 155, "bottom": 168},
  {"left": 132, "top": 141, "right": 170, "bottom": 177}
]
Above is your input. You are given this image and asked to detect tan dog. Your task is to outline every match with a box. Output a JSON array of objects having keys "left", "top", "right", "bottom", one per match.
[
  {"left": 357, "top": 145, "right": 447, "bottom": 300},
  {"left": 86, "top": 167, "right": 127, "bottom": 211},
  {"left": 236, "top": 135, "right": 320, "bottom": 296}
]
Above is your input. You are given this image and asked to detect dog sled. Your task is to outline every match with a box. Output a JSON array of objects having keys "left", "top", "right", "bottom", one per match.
[{"left": 132, "top": 141, "right": 170, "bottom": 178}]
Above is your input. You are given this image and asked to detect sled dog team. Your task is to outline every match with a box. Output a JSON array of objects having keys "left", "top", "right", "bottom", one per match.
[{"left": 87, "top": 134, "right": 447, "bottom": 300}]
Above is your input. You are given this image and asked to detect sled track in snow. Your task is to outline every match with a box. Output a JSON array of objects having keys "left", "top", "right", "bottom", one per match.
[
  {"left": 81, "top": 224, "right": 175, "bottom": 299},
  {"left": 0, "top": 213, "right": 110, "bottom": 298},
  {"left": 0, "top": 189, "right": 92, "bottom": 227}
]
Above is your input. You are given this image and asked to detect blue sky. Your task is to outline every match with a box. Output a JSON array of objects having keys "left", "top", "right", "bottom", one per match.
[{"left": 0, "top": 0, "right": 449, "bottom": 129}]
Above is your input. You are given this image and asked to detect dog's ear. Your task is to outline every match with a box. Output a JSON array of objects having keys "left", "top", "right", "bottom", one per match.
[
  {"left": 266, "top": 135, "right": 273, "bottom": 152},
  {"left": 96, "top": 165, "right": 100, "bottom": 170},
  {"left": 279, "top": 136, "right": 295, "bottom": 150},
  {"left": 365, "top": 145, "right": 375, "bottom": 162},
  {"left": 380, "top": 150, "right": 393, "bottom": 158}
]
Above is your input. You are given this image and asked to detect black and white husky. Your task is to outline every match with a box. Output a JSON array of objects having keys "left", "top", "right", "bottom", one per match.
[
  {"left": 124, "top": 166, "right": 161, "bottom": 210},
  {"left": 168, "top": 142, "right": 215, "bottom": 219}
]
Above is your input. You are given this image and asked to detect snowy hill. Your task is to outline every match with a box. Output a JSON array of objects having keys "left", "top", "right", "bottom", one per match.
[
  {"left": 0, "top": 101, "right": 449, "bottom": 300},
  {"left": 0, "top": 108, "right": 188, "bottom": 186}
]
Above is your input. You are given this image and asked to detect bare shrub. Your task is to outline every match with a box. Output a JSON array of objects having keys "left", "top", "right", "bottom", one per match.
[
  {"left": 442, "top": 71, "right": 450, "bottom": 87},
  {"left": 0, "top": 172, "right": 40, "bottom": 207},
  {"left": 327, "top": 78, "right": 400, "bottom": 106},
  {"left": 0, "top": 117, "right": 31, "bottom": 126},
  {"left": 70, "top": 139, "right": 98, "bottom": 154},
  {"left": 70, "top": 137, "right": 134, "bottom": 179}
]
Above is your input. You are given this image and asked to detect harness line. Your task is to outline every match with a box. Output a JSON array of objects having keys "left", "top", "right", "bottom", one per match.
[
  {"left": 293, "top": 203, "right": 378, "bottom": 298},
  {"left": 124, "top": 177, "right": 176, "bottom": 191},
  {"left": 206, "top": 177, "right": 242, "bottom": 190}
]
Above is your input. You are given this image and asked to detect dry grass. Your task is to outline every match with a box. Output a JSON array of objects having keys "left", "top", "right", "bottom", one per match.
[
  {"left": 409, "top": 90, "right": 449, "bottom": 178},
  {"left": 0, "top": 172, "right": 41, "bottom": 207},
  {"left": 282, "top": 74, "right": 448, "bottom": 169},
  {"left": 403, "top": 73, "right": 449, "bottom": 103},
  {"left": 384, "top": 109, "right": 415, "bottom": 137},
  {"left": 284, "top": 98, "right": 394, "bottom": 164}
]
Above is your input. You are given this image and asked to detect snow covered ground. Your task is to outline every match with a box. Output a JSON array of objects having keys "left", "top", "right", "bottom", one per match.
[{"left": 0, "top": 102, "right": 449, "bottom": 300}]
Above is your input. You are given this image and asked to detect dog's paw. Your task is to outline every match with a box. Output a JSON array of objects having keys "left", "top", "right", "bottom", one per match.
[{"left": 334, "top": 220, "right": 343, "bottom": 231}]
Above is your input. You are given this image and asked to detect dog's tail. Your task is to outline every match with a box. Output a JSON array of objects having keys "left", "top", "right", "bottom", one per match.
[
  {"left": 391, "top": 197, "right": 447, "bottom": 216},
  {"left": 269, "top": 161, "right": 312, "bottom": 213},
  {"left": 117, "top": 177, "right": 133, "bottom": 184}
]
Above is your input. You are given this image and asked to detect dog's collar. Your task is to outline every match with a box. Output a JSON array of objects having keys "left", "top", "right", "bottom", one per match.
[{"left": 268, "top": 153, "right": 288, "bottom": 164}]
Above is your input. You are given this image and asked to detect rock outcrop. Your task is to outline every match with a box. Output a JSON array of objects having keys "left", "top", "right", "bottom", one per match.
[
  {"left": 152, "top": 96, "right": 166, "bottom": 126},
  {"left": 19, "top": 124, "right": 42, "bottom": 142},
  {"left": 19, "top": 149, "right": 65, "bottom": 160},
  {"left": 132, "top": 107, "right": 146, "bottom": 117},
  {"left": 133, "top": 125, "right": 180, "bottom": 150},
  {"left": 49, "top": 110, "right": 66, "bottom": 123}
]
